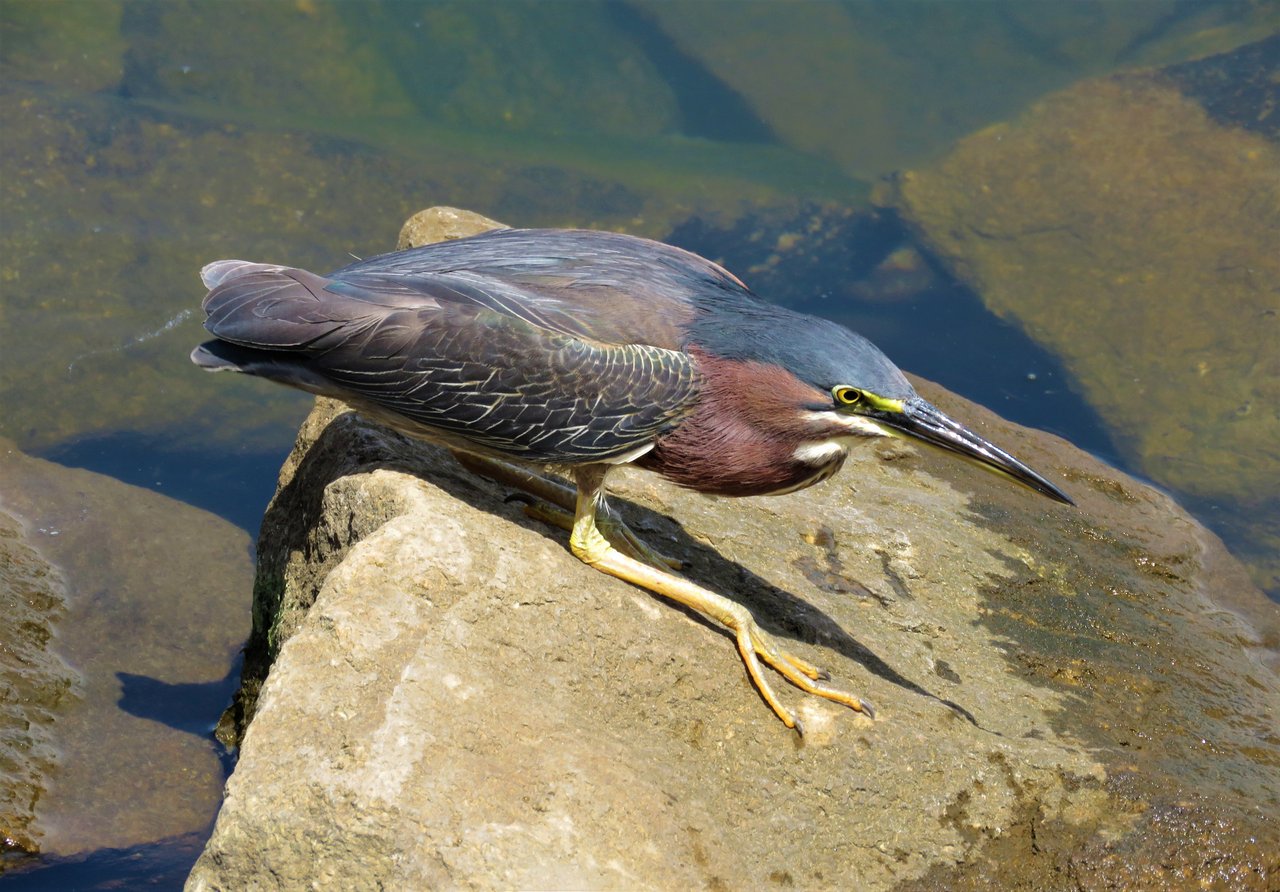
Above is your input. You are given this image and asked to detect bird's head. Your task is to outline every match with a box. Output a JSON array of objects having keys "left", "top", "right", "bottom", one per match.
[
  {"left": 816, "top": 385, "right": 1074, "bottom": 505},
  {"left": 801, "top": 320, "right": 1073, "bottom": 505},
  {"left": 697, "top": 310, "right": 1074, "bottom": 505}
]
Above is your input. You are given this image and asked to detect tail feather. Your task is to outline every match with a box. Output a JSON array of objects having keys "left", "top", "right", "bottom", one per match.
[
  {"left": 190, "top": 342, "right": 241, "bottom": 371},
  {"left": 200, "top": 259, "right": 273, "bottom": 290},
  {"left": 190, "top": 340, "right": 340, "bottom": 397},
  {"left": 199, "top": 262, "right": 359, "bottom": 351}
]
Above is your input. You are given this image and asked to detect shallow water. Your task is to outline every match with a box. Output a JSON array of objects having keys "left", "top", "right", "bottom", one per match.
[{"left": 1, "top": 1, "right": 1276, "bottom": 886}]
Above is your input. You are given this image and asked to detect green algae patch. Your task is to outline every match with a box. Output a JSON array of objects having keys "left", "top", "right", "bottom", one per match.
[{"left": 0, "top": 457, "right": 79, "bottom": 862}]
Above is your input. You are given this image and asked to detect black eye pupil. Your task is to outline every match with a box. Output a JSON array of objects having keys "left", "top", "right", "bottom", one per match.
[{"left": 839, "top": 388, "right": 860, "bottom": 404}]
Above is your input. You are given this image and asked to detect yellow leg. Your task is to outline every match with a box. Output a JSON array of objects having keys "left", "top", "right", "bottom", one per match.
[
  {"left": 569, "top": 466, "right": 874, "bottom": 733},
  {"left": 453, "top": 451, "right": 682, "bottom": 570}
]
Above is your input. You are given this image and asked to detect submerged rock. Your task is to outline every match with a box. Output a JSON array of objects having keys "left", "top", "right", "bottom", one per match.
[
  {"left": 628, "top": 1, "right": 1278, "bottom": 176},
  {"left": 0, "top": 439, "right": 251, "bottom": 865},
  {"left": 189, "top": 211, "right": 1278, "bottom": 890},
  {"left": 0, "top": 448, "right": 78, "bottom": 860},
  {"left": 886, "top": 35, "right": 1280, "bottom": 596}
]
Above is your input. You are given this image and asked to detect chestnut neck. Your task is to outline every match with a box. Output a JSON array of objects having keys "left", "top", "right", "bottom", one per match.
[{"left": 637, "top": 349, "right": 846, "bottom": 497}]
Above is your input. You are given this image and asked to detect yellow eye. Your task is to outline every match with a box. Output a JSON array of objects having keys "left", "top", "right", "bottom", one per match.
[{"left": 834, "top": 386, "right": 863, "bottom": 406}]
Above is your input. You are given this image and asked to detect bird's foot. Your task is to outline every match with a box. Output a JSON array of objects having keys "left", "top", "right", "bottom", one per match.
[
  {"left": 569, "top": 506, "right": 873, "bottom": 733},
  {"left": 745, "top": 624, "right": 876, "bottom": 725},
  {"left": 598, "top": 514, "right": 683, "bottom": 571},
  {"left": 461, "top": 455, "right": 873, "bottom": 731}
]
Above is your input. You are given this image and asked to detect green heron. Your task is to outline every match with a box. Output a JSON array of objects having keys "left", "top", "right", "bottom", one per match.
[{"left": 192, "top": 227, "right": 1071, "bottom": 732}]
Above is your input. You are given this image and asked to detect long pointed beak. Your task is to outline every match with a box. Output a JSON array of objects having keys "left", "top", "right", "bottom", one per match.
[{"left": 879, "top": 398, "right": 1074, "bottom": 505}]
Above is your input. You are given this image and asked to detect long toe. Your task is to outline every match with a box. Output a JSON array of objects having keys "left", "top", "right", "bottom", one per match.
[{"left": 748, "top": 625, "right": 873, "bottom": 717}]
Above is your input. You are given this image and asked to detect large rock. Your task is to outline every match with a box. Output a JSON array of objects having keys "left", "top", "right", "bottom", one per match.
[{"left": 189, "top": 213, "right": 1278, "bottom": 890}]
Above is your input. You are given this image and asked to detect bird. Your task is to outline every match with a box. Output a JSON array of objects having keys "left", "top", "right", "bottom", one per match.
[{"left": 192, "top": 226, "right": 1072, "bottom": 733}]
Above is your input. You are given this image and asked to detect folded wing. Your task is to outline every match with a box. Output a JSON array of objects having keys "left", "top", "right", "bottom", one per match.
[{"left": 193, "top": 259, "right": 701, "bottom": 463}]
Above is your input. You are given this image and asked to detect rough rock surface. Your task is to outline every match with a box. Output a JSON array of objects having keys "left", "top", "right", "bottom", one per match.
[
  {"left": 190, "top": 395, "right": 1279, "bottom": 890},
  {"left": 885, "top": 36, "right": 1280, "bottom": 596},
  {"left": 395, "top": 206, "right": 508, "bottom": 251},
  {"left": 188, "top": 279, "right": 1278, "bottom": 889}
]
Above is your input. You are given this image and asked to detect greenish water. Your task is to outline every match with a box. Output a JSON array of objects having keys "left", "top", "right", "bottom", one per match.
[{"left": 2, "top": 1, "right": 1277, "bottom": 886}]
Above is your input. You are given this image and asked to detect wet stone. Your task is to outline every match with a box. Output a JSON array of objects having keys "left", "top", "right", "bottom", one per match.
[{"left": 0, "top": 466, "right": 78, "bottom": 860}]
